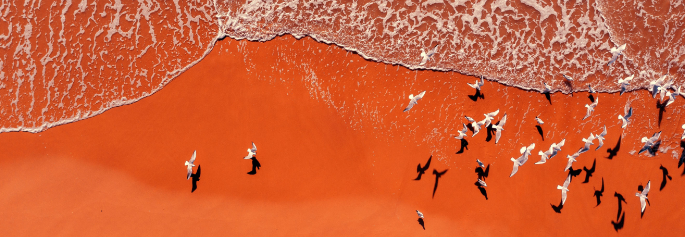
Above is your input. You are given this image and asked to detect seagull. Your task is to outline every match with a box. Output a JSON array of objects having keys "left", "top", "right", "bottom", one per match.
[
  {"left": 542, "top": 82, "right": 552, "bottom": 93},
  {"left": 557, "top": 174, "right": 572, "bottom": 205},
  {"left": 565, "top": 150, "right": 582, "bottom": 171},
  {"left": 465, "top": 116, "right": 481, "bottom": 137},
  {"left": 416, "top": 210, "right": 424, "bottom": 219},
  {"left": 617, "top": 74, "right": 634, "bottom": 95},
  {"left": 468, "top": 76, "right": 485, "bottom": 91},
  {"left": 649, "top": 75, "right": 668, "bottom": 98},
  {"left": 479, "top": 109, "right": 500, "bottom": 128},
  {"left": 536, "top": 139, "right": 564, "bottom": 164},
  {"left": 562, "top": 74, "right": 574, "bottom": 82},
  {"left": 511, "top": 143, "right": 535, "bottom": 177},
  {"left": 477, "top": 159, "right": 485, "bottom": 168},
  {"left": 658, "top": 78, "right": 675, "bottom": 101},
  {"left": 580, "top": 133, "right": 596, "bottom": 153},
  {"left": 595, "top": 125, "right": 607, "bottom": 151},
  {"left": 583, "top": 97, "right": 598, "bottom": 120},
  {"left": 639, "top": 131, "right": 662, "bottom": 155},
  {"left": 491, "top": 114, "right": 507, "bottom": 144},
  {"left": 185, "top": 150, "right": 197, "bottom": 180},
  {"left": 588, "top": 84, "right": 597, "bottom": 93},
  {"left": 665, "top": 86, "right": 680, "bottom": 106},
  {"left": 635, "top": 181, "right": 650, "bottom": 215},
  {"left": 618, "top": 106, "right": 633, "bottom": 128},
  {"left": 244, "top": 142, "right": 257, "bottom": 159},
  {"left": 536, "top": 148, "right": 553, "bottom": 165},
  {"left": 419, "top": 45, "right": 438, "bottom": 66},
  {"left": 454, "top": 123, "right": 469, "bottom": 140},
  {"left": 535, "top": 116, "right": 544, "bottom": 125},
  {"left": 477, "top": 179, "right": 487, "bottom": 187},
  {"left": 403, "top": 91, "right": 426, "bottom": 112},
  {"left": 608, "top": 43, "right": 626, "bottom": 65}
]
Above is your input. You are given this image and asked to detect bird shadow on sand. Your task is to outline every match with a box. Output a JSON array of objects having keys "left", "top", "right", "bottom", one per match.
[
  {"left": 588, "top": 94, "right": 595, "bottom": 103},
  {"left": 476, "top": 165, "right": 490, "bottom": 180},
  {"left": 614, "top": 192, "right": 627, "bottom": 221},
  {"left": 612, "top": 211, "right": 625, "bottom": 232},
  {"left": 475, "top": 181, "right": 488, "bottom": 200},
  {"left": 551, "top": 199, "right": 564, "bottom": 213},
  {"left": 656, "top": 99, "right": 668, "bottom": 127},
  {"left": 247, "top": 157, "right": 261, "bottom": 175},
  {"left": 432, "top": 169, "right": 448, "bottom": 199},
  {"left": 468, "top": 90, "right": 485, "bottom": 101},
  {"left": 679, "top": 141, "right": 685, "bottom": 176},
  {"left": 660, "top": 165, "right": 672, "bottom": 191},
  {"left": 535, "top": 125, "right": 544, "bottom": 141},
  {"left": 606, "top": 136, "right": 622, "bottom": 160},
  {"left": 414, "top": 156, "right": 432, "bottom": 180},
  {"left": 593, "top": 177, "right": 604, "bottom": 207},
  {"left": 485, "top": 124, "right": 495, "bottom": 142},
  {"left": 568, "top": 166, "right": 582, "bottom": 178},
  {"left": 456, "top": 139, "right": 469, "bottom": 154},
  {"left": 191, "top": 165, "right": 202, "bottom": 193},
  {"left": 418, "top": 218, "right": 425, "bottom": 230},
  {"left": 544, "top": 92, "right": 552, "bottom": 105},
  {"left": 582, "top": 158, "right": 596, "bottom": 183},
  {"left": 644, "top": 140, "right": 662, "bottom": 156}
]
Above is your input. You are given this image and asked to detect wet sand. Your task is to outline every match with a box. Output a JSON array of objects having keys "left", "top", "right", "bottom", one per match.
[{"left": 0, "top": 36, "right": 684, "bottom": 236}]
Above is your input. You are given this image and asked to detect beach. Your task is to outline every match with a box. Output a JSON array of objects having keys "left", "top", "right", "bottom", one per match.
[{"left": 0, "top": 35, "right": 684, "bottom": 235}]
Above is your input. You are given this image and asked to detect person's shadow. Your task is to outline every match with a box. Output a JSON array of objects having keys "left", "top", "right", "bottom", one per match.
[
  {"left": 191, "top": 165, "right": 202, "bottom": 193},
  {"left": 247, "top": 157, "right": 261, "bottom": 175},
  {"left": 656, "top": 99, "right": 667, "bottom": 127},
  {"left": 660, "top": 165, "right": 672, "bottom": 191},
  {"left": 456, "top": 139, "right": 469, "bottom": 154},
  {"left": 475, "top": 181, "right": 488, "bottom": 200},
  {"left": 606, "top": 136, "right": 622, "bottom": 160},
  {"left": 468, "top": 89, "right": 485, "bottom": 101},
  {"left": 535, "top": 125, "right": 544, "bottom": 141}
]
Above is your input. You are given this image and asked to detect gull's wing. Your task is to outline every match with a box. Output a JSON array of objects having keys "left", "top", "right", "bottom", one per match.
[
  {"left": 495, "top": 130, "right": 502, "bottom": 144},
  {"left": 527, "top": 143, "right": 536, "bottom": 152},
  {"left": 499, "top": 114, "right": 508, "bottom": 127},
  {"left": 583, "top": 106, "right": 593, "bottom": 120},
  {"left": 416, "top": 91, "right": 426, "bottom": 99},
  {"left": 465, "top": 116, "right": 476, "bottom": 123},
  {"left": 520, "top": 146, "right": 527, "bottom": 154},
  {"left": 252, "top": 142, "right": 257, "bottom": 152},
  {"left": 600, "top": 125, "right": 607, "bottom": 137},
  {"left": 477, "top": 159, "right": 484, "bottom": 168},
  {"left": 556, "top": 139, "right": 566, "bottom": 149},
  {"left": 478, "top": 77, "right": 484, "bottom": 86},
  {"left": 403, "top": 100, "right": 417, "bottom": 112},
  {"left": 625, "top": 107, "right": 633, "bottom": 119},
  {"left": 643, "top": 180, "right": 651, "bottom": 195},
  {"left": 563, "top": 174, "right": 572, "bottom": 188},
  {"left": 486, "top": 109, "right": 500, "bottom": 118},
  {"left": 187, "top": 166, "right": 193, "bottom": 180},
  {"left": 510, "top": 161, "right": 519, "bottom": 177},
  {"left": 596, "top": 137, "right": 604, "bottom": 150},
  {"left": 535, "top": 150, "right": 548, "bottom": 164},
  {"left": 640, "top": 197, "right": 647, "bottom": 213},
  {"left": 189, "top": 150, "right": 196, "bottom": 164},
  {"left": 561, "top": 190, "right": 568, "bottom": 205},
  {"left": 461, "top": 123, "right": 468, "bottom": 134},
  {"left": 517, "top": 154, "right": 529, "bottom": 166},
  {"left": 467, "top": 82, "right": 478, "bottom": 89}
]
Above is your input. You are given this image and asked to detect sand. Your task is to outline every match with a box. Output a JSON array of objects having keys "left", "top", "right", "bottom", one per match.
[{"left": 0, "top": 35, "right": 684, "bottom": 236}]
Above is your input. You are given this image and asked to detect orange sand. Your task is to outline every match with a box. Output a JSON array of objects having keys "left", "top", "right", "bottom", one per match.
[{"left": 0, "top": 36, "right": 684, "bottom": 236}]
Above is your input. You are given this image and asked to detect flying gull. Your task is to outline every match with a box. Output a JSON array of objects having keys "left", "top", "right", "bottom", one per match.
[
  {"left": 595, "top": 125, "right": 607, "bottom": 151},
  {"left": 557, "top": 174, "right": 572, "bottom": 205},
  {"left": 510, "top": 143, "right": 535, "bottom": 177},
  {"left": 618, "top": 106, "right": 633, "bottom": 128},
  {"left": 244, "top": 142, "right": 257, "bottom": 159},
  {"left": 535, "top": 115, "right": 544, "bottom": 125},
  {"left": 617, "top": 74, "right": 634, "bottom": 95},
  {"left": 468, "top": 76, "right": 485, "bottom": 91},
  {"left": 454, "top": 123, "right": 469, "bottom": 140},
  {"left": 403, "top": 91, "right": 426, "bottom": 112},
  {"left": 479, "top": 109, "right": 500, "bottom": 128},
  {"left": 536, "top": 139, "right": 564, "bottom": 164},
  {"left": 639, "top": 131, "right": 662, "bottom": 155},
  {"left": 477, "top": 159, "right": 485, "bottom": 168},
  {"left": 185, "top": 150, "right": 197, "bottom": 180},
  {"left": 419, "top": 45, "right": 438, "bottom": 66},
  {"left": 491, "top": 114, "right": 507, "bottom": 144},
  {"left": 465, "top": 116, "right": 481, "bottom": 137},
  {"left": 583, "top": 97, "right": 598, "bottom": 120},
  {"left": 635, "top": 180, "right": 651, "bottom": 215},
  {"left": 608, "top": 43, "right": 626, "bottom": 65},
  {"left": 565, "top": 150, "right": 582, "bottom": 171},
  {"left": 580, "top": 133, "right": 596, "bottom": 153},
  {"left": 588, "top": 84, "right": 597, "bottom": 93},
  {"left": 542, "top": 82, "right": 552, "bottom": 94},
  {"left": 562, "top": 74, "right": 574, "bottom": 82}
]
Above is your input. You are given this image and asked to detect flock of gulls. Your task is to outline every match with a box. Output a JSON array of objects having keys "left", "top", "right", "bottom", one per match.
[
  {"left": 180, "top": 43, "right": 683, "bottom": 232},
  {"left": 411, "top": 43, "right": 685, "bottom": 231}
]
